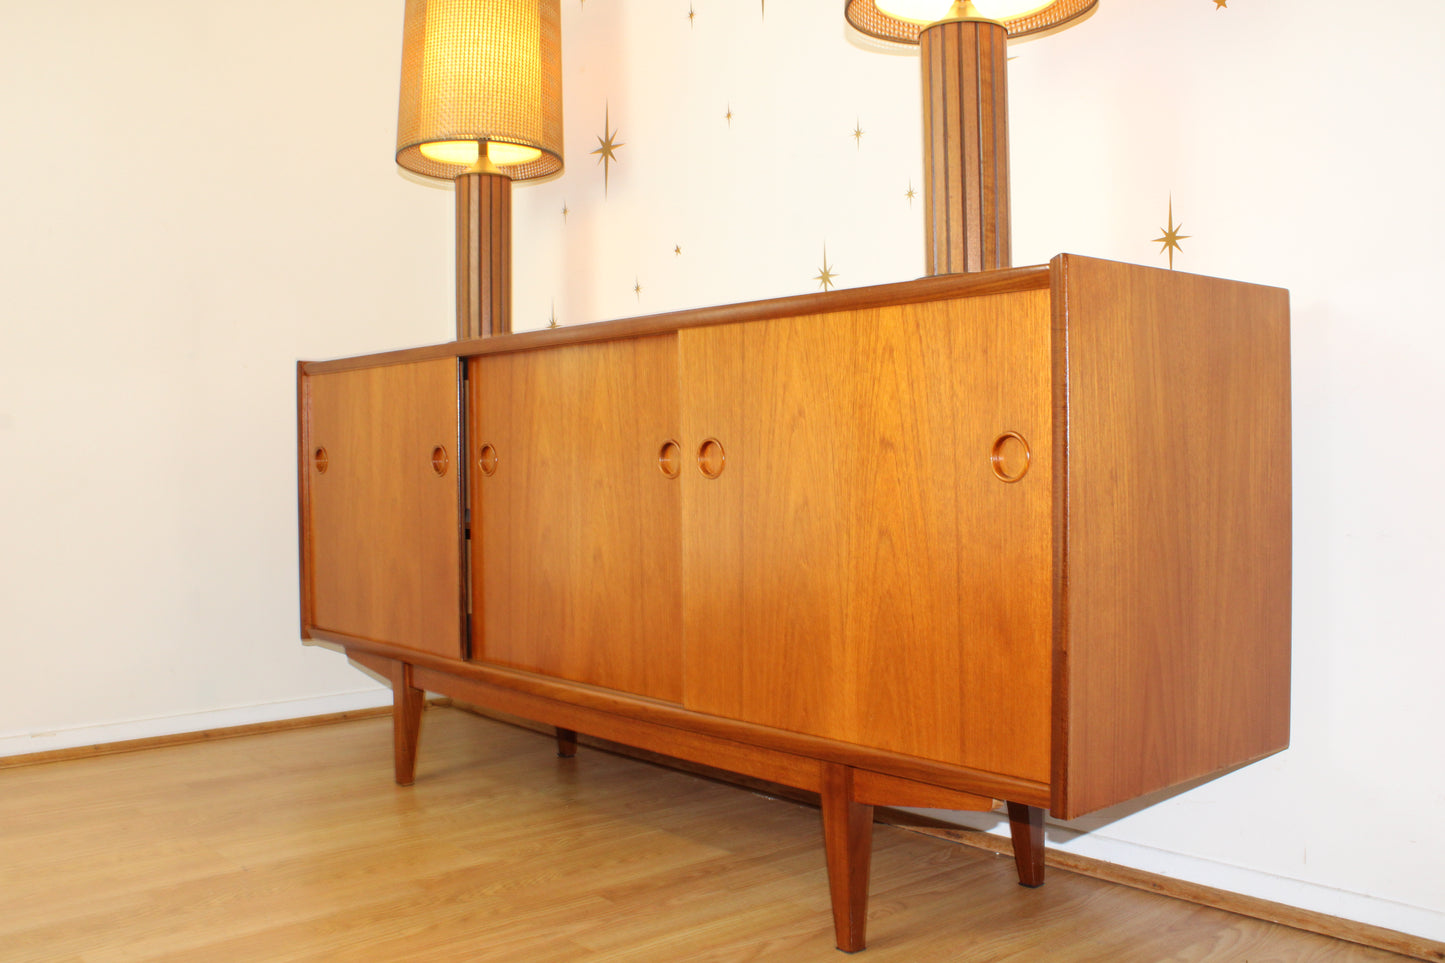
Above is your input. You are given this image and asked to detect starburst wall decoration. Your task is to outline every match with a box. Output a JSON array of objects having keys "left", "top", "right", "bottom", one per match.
[
  {"left": 1153, "top": 197, "right": 1191, "bottom": 270},
  {"left": 592, "top": 103, "right": 624, "bottom": 196},
  {"left": 815, "top": 245, "right": 838, "bottom": 291}
]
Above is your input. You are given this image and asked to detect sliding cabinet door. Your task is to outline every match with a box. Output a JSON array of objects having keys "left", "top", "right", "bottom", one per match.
[
  {"left": 301, "top": 359, "right": 465, "bottom": 659},
  {"left": 470, "top": 336, "right": 683, "bottom": 702},
  {"left": 679, "top": 293, "right": 1053, "bottom": 781}
]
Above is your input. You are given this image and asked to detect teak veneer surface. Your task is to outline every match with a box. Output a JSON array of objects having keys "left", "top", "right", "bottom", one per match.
[
  {"left": 297, "top": 265, "right": 1054, "bottom": 376},
  {"left": 298, "top": 254, "right": 1289, "bottom": 816},
  {"left": 471, "top": 335, "right": 684, "bottom": 701},
  {"left": 316, "top": 640, "right": 1052, "bottom": 807},
  {"left": 301, "top": 359, "right": 463, "bottom": 658},
  {"left": 0, "top": 709, "right": 1420, "bottom": 962},
  {"left": 296, "top": 255, "right": 1292, "bottom": 950},
  {"left": 1050, "top": 257, "right": 1292, "bottom": 817},
  {"left": 679, "top": 291, "right": 1051, "bottom": 779}
]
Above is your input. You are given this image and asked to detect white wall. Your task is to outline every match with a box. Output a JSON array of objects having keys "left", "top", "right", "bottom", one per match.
[
  {"left": 0, "top": 0, "right": 456, "bottom": 749},
  {"left": 2, "top": 0, "right": 1440, "bottom": 944}
]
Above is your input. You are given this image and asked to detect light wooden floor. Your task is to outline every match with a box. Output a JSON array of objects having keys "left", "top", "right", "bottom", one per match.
[{"left": 0, "top": 707, "right": 1416, "bottom": 962}]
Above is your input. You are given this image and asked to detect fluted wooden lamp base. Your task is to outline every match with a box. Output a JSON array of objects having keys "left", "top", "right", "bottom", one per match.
[
  {"left": 920, "top": 12, "right": 1011, "bottom": 275},
  {"left": 456, "top": 171, "right": 512, "bottom": 340}
]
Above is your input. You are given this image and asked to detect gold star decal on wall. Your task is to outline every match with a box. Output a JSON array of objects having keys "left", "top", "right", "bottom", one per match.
[
  {"left": 548, "top": 302, "right": 559, "bottom": 328},
  {"left": 1214, "top": 0, "right": 1227, "bottom": 7},
  {"left": 852, "top": 119, "right": 865, "bottom": 149},
  {"left": 688, "top": 3, "right": 696, "bottom": 25},
  {"left": 1153, "top": 196, "right": 1191, "bottom": 270},
  {"left": 592, "top": 103, "right": 624, "bottom": 196},
  {"left": 561, "top": 201, "right": 569, "bottom": 221},
  {"left": 815, "top": 245, "right": 838, "bottom": 291},
  {"left": 634, "top": 277, "right": 643, "bottom": 300},
  {"left": 674, "top": 244, "right": 682, "bottom": 256},
  {"left": 725, "top": 104, "right": 734, "bottom": 127},
  {"left": 905, "top": 181, "right": 917, "bottom": 206}
]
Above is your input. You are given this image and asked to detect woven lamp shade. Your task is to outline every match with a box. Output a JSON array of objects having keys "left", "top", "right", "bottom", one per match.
[
  {"left": 396, "top": 0, "right": 563, "bottom": 181},
  {"left": 845, "top": 0, "right": 1096, "bottom": 42}
]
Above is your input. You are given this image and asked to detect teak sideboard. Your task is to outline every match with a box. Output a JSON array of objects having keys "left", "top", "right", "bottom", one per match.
[{"left": 297, "top": 255, "right": 1291, "bottom": 952}]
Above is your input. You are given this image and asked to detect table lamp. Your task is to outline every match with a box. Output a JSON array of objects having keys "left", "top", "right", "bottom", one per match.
[
  {"left": 844, "top": 1, "right": 1096, "bottom": 275},
  {"left": 396, "top": 0, "right": 564, "bottom": 339}
]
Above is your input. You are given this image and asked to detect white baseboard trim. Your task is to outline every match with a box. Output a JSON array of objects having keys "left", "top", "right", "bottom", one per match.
[
  {"left": 916, "top": 808, "right": 1445, "bottom": 947},
  {"left": 0, "top": 689, "right": 393, "bottom": 760}
]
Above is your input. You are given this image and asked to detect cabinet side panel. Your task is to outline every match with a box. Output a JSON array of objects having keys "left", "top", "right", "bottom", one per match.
[
  {"left": 298, "top": 362, "right": 315, "bottom": 640},
  {"left": 1054, "top": 256, "right": 1291, "bottom": 818},
  {"left": 472, "top": 337, "right": 684, "bottom": 702},
  {"left": 305, "top": 359, "right": 464, "bottom": 659}
]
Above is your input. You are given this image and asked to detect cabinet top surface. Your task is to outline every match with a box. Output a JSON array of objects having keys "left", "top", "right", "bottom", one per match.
[
  {"left": 300, "top": 256, "right": 1286, "bottom": 375},
  {"left": 302, "top": 263, "right": 1054, "bottom": 375}
]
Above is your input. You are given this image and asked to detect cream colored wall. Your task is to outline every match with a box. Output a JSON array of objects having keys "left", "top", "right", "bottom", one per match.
[
  {"left": 1, "top": 0, "right": 1440, "bottom": 944},
  {"left": 0, "top": 0, "right": 456, "bottom": 750}
]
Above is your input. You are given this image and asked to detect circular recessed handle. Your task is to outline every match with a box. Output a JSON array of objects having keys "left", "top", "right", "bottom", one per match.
[
  {"left": 990, "top": 431, "right": 1031, "bottom": 483},
  {"left": 313, "top": 447, "right": 329, "bottom": 473},
  {"left": 430, "top": 445, "right": 450, "bottom": 477},
  {"left": 659, "top": 439, "right": 681, "bottom": 479},
  {"left": 478, "top": 443, "right": 499, "bottom": 477},
  {"left": 697, "top": 438, "right": 726, "bottom": 479}
]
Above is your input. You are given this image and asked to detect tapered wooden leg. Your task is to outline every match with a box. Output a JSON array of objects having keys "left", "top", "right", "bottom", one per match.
[
  {"left": 388, "top": 662, "right": 424, "bottom": 787},
  {"left": 555, "top": 727, "right": 578, "bottom": 758},
  {"left": 1006, "top": 801, "right": 1046, "bottom": 887},
  {"left": 821, "top": 764, "right": 874, "bottom": 953}
]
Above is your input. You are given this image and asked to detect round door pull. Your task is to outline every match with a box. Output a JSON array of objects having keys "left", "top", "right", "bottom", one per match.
[
  {"left": 478, "top": 443, "right": 499, "bottom": 476},
  {"left": 697, "top": 438, "right": 726, "bottom": 479},
  {"left": 990, "top": 431, "right": 1031, "bottom": 483},
  {"left": 430, "top": 445, "right": 450, "bottom": 477},
  {"left": 659, "top": 439, "right": 681, "bottom": 479},
  {"left": 313, "top": 447, "right": 329, "bottom": 473}
]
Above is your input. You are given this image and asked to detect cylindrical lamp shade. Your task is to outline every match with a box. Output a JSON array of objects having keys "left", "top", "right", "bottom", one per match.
[
  {"left": 844, "top": 0, "right": 1096, "bottom": 42},
  {"left": 396, "top": 0, "right": 563, "bottom": 181}
]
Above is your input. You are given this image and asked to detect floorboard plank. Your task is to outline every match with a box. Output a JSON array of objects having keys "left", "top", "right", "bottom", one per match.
[{"left": 0, "top": 707, "right": 1424, "bottom": 962}]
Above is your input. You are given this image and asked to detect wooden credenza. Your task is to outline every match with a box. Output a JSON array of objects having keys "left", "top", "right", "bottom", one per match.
[{"left": 297, "top": 255, "right": 1291, "bottom": 952}]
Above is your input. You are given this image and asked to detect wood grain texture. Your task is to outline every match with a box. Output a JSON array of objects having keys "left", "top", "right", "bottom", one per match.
[
  {"left": 297, "top": 362, "right": 315, "bottom": 640},
  {"left": 302, "top": 359, "right": 465, "bottom": 658},
  {"left": 413, "top": 666, "right": 827, "bottom": 794},
  {"left": 298, "top": 266, "right": 1052, "bottom": 376},
  {"left": 294, "top": 257, "right": 1296, "bottom": 949},
  {"left": 456, "top": 170, "right": 511, "bottom": 339},
  {"left": 470, "top": 336, "right": 683, "bottom": 702},
  {"left": 899, "top": 818, "right": 1439, "bottom": 962},
  {"left": 820, "top": 764, "right": 873, "bottom": 952},
  {"left": 1050, "top": 254, "right": 1292, "bottom": 818},
  {"left": 1, "top": 710, "right": 1426, "bottom": 962},
  {"left": 1007, "top": 800, "right": 1047, "bottom": 887},
  {"left": 920, "top": 16, "right": 1011, "bottom": 275},
  {"left": 354, "top": 646, "right": 1051, "bottom": 806},
  {"left": 851, "top": 768, "right": 994, "bottom": 811},
  {"left": 680, "top": 292, "right": 1052, "bottom": 781},
  {"left": 389, "top": 661, "right": 425, "bottom": 787}
]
